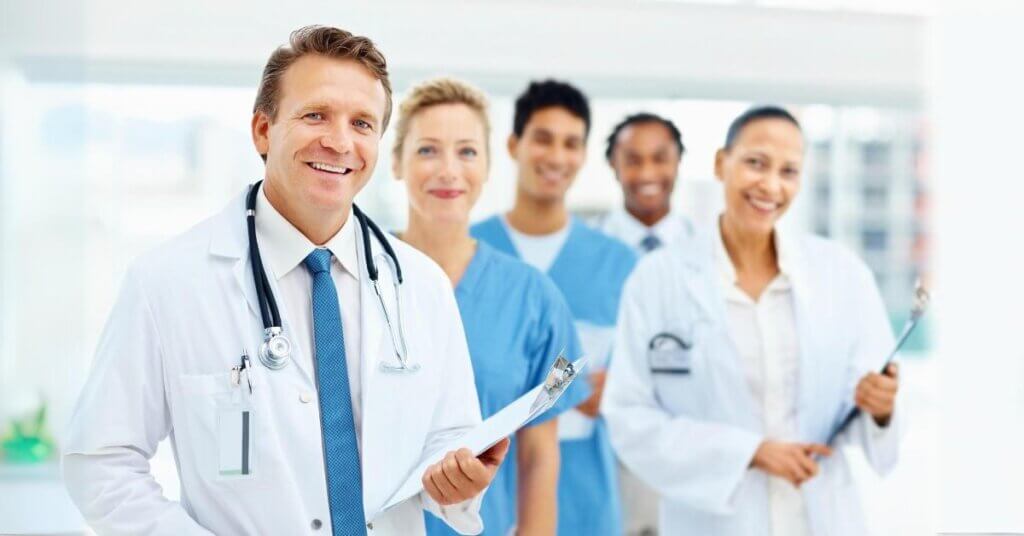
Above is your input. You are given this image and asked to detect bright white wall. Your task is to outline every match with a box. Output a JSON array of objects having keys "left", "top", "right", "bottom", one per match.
[
  {"left": 931, "top": 0, "right": 1024, "bottom": 531},
  {"left": 1, "top": 0, "right": 924, "bottom": 105}
]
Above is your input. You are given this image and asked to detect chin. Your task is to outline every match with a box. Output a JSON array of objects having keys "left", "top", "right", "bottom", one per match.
[
  {"left": 304, "top": 189, "right": 350, "bottom": 212},
  {"left": 532, "top": 184, "right": 566, "bottom": 201},
  {"left": 742, "top": 216, "right": 778, "bottom": 236},
  {"left": 635, "top": 200, "right": 668, "bottom": 215}
]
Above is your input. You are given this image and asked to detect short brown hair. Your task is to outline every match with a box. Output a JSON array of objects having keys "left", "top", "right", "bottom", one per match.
[
  {"left": 254, "top": 25, "right": 392, "bottom": 130},
  {"left": 392, "top": 77, "right": 491, "bottom": 162}
]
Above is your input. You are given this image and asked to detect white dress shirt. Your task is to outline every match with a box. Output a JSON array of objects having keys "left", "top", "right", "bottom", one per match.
[
  {"left": 715, "top": 228, "right": 810, "bottom": 536},
  {"left": 601, "top": 207, "right": 694, "bottom": 255},
  {"left": 501, "top": 215, "right": 571, "bottom": 272},
  {"left": 255, "top": 186, "right": 364, "bottom": 444}
]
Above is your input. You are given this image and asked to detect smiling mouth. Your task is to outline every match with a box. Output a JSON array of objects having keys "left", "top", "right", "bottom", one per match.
[
  {"left": 636, "top": 183, "right": 663, "bottom": 196},
  {"left": 746, "top": 194, "right": 780, "bottom": 212},
  {"left": 429, "top": 189, "right": 465, "bottom": 199},
  {"left": 537, "top": 168, "right": 567, "bottom": 183},
  {"left": 308, "top": 162, "right": 354, "bottom": 175}
]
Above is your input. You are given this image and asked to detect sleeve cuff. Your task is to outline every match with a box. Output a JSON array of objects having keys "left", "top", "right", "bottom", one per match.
[{"left": 422, "top": 490, "right": 485, "bottom": 535}]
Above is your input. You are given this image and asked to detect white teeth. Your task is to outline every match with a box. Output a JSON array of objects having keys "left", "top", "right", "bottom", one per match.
[
  {"left": 538, "top": 168, "right": 563, "bottom": 181},
  {"left": 748, "top": 197, "right": 778, "bottom": 211},
  {"left": 638, "top": 184, "right": 661, "bottom": 195},
  {"left": 310, "top": 162, "right": 351, "bottom": 174}
]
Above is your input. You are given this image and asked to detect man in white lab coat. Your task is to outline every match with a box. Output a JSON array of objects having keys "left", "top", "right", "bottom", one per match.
[
  {"left": 63, "top": 25, "right": 507, "bottom": 536},
  {"left": 601, "top": 111, "right": 695, "bottom": 536},
  {"left": 601, "top": 112, "right": 695, "bottom": 256}
]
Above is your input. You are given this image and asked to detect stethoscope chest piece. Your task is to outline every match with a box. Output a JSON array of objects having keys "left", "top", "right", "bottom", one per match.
[
  {"left": 258, "top": 326, "right": 291, "bottom": 370},
  {"left": 245, "top": 180, "right": 412, "bottom": 374}
]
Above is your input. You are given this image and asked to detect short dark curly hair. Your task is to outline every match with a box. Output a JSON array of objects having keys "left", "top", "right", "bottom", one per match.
[
  {"left": 604, "top": 112, "right": 685, "bottom": 162},
  {"left": 512, "top": 80, "right": 591, "bottom": 138}
]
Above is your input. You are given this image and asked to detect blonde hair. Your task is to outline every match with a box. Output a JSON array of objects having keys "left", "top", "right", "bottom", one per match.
[{"left": 392, "top": 77, "right": 491, "bottom": 162}]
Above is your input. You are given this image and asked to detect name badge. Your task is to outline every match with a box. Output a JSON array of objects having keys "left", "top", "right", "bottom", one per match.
[
  {"left": 647, "top": 332, "right": 693, "bottom": 374},
  {"left": 217, "top": 393, "right": 255, "bottom": 478}
]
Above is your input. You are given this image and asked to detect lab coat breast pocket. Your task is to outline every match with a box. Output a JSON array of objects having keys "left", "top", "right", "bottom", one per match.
[
  {"left": 177, "top": 372, "right": 259, "bottom": 482},
  {"left": 648, "top": 328, "right": 706, "bottom": 416}
]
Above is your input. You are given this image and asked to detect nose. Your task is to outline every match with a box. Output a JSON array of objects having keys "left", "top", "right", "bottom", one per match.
[
  {"left": 638, "top": 160, "right": 660, "bottom": 183},
  {"left": 546, "top": 143, "right": 572, "bottom": 172},
  {"left": 437, "top": 149, "right": 459, "bottom": 183},
  {"left": 757, "top": 170, "right": 784, "bottom": 196},
  {"left": 321, "top": 123, "right": 354, "bottom": 155}
]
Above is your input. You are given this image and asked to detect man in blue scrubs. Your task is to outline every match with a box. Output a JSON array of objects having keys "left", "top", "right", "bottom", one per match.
[{"left": 472, "top": 80, "right": 636, "bottom": 535}]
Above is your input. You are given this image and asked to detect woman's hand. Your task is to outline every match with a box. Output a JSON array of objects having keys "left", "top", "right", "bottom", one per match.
[
  {"left": 855, "top": 363, "right": 899, "bottom": 426},
  {"left": 750, "top": 440, "right": 833, "bottom": 487}
]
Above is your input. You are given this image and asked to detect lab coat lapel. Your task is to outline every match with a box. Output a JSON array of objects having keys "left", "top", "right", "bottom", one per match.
[
  {"left": 678, "top": 232, "right": 760, "bottom": 429},
  {"left": 209, "top": 191, "right": 263, "bottom": 322},
  {"left": 786, "top": 237, "right": 825, "bottom": 442},
  {"left": 209, "top": 188, "right": 316, "bottom": 386}
]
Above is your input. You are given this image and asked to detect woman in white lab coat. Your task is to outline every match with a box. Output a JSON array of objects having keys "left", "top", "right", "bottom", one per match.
[{"left": 603, "top": 106, "right": 903, "bottom": 536}]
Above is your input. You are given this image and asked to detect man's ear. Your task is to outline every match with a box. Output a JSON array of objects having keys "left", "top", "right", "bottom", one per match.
[
  {"left": 252, "top": 112, "right": 271, "bottom": 159},
  {"left": 506, "top": 133, "right": 519, "bottom": 160}
]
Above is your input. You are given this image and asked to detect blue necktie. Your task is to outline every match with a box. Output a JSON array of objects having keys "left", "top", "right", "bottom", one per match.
[
  {"left": 640, "top": 234, "right": 662, "bottom": 252},
  {"left": 304, "top": 248, "right": 366, "bottom": 534}
]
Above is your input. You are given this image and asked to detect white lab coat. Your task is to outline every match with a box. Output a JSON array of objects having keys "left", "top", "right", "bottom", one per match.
[
  {"left": 63, "top": 189, "right": 484, "bottom": 536},
  {"left": 603, "top": 229, "right": 903, "bottom": 536}
]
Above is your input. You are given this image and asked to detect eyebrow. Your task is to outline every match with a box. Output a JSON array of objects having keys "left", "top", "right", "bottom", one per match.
[
  {"left": 296, "top": 102, "right": 381, "bottom": 125},
  {"left": 415, "top": 137, "right": 480, "bottom": 144},
  {"left": 296, "top": 102, "right": 331, "bottom": 114},
  {"left": 625, "top": 145, "right": 672, "bottom": 154}
]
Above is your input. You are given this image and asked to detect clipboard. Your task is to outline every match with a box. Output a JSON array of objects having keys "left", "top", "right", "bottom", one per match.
[
  {"left": 826, "top": 283, "right": 930, "bottom": 446},
  {"left": 377, "top": 355, "right": 587, "bottom": 515}
]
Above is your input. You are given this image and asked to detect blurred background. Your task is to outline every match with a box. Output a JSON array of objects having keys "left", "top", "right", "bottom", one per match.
[{"left": 0, "top": 0, "right": 1019, "bottom": 534}]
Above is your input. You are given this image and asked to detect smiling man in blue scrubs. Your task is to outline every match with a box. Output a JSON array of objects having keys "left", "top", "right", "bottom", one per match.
[{"left": 472, "top": 80, "right": 636, "bottom": 536}]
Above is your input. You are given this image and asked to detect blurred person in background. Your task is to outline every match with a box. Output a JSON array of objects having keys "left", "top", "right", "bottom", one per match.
[
  {"left": 601, "top": 111, "right": 694, "bottom": 536},
  {"left": 604, "top": 106, "right": 903, "bottom": 536},
  {"left": 602, "top": 112, "right": 694, "bottom": 256},
  {"left": 472, "top": 80, "right": 636, "bottom": 536},
  {"left": 391, "top": 76, "right": 590, "bottom": 536}
]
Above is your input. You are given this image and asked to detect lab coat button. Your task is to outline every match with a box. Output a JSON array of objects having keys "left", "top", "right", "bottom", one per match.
[
  {"left": 300, "top": 392, "right": 313, "bottom": 403},
  {"left": 367, "top": 522, "right": 374, "bottom": 530},
  {"left": 311, "top": 519, "right": 322, "bottom": 530}
]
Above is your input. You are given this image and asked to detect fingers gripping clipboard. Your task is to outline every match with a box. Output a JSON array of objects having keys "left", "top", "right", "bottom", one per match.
[
  {"left": 826, "top": 283, "right": 931, "bottom": 446},
  {"left": 378, "top": 355, "right": 587, "bottom": 514}
]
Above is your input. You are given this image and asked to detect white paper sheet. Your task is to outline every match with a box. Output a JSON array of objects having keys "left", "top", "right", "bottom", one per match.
[{"left": 379, "top": 358, "right": 586, "bottom": 514}]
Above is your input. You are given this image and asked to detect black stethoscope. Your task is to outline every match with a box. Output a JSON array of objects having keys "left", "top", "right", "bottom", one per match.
[{"left": 245, "top": 180, "right": 419, "bottom": 373}]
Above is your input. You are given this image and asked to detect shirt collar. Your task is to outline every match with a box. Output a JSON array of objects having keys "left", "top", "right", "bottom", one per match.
[
  {"left": 254, "top": 183, "right": 360, "bottom": 281},
  {"left": 606, "top": 207, "right": 687, "bottom": 247},
  {"left": 714, "top": 217, "right": 794, "bottom": 289}
]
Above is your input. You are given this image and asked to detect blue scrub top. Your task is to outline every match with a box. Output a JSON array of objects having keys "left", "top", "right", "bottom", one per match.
[
  {"left": 424, "top": 241, "right": 589, "bottom": 536},
  {"left": 472, "top": 216, "right": 637, "bottom": 536}
]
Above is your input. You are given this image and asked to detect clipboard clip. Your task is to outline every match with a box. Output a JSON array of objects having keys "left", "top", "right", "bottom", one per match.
[{"left": 530, "top": 353, "right": 585, "bottom": 415}]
